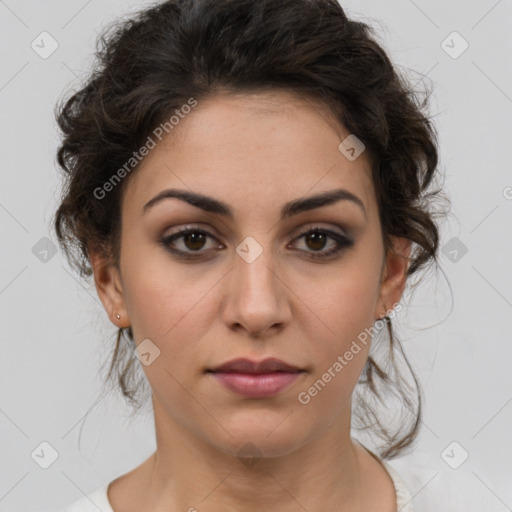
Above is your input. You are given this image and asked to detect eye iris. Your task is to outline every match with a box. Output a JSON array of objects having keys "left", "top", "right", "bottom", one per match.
[
  {"left": 184, "top": 232, "right": 207, "bottom": 251},
  {"left": 305, "top": 231, "right": 326, "bottom": 251}
]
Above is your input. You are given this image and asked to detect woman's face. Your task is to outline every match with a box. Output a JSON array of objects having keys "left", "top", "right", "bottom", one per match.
[{"left": 93, "top": 90, "right": 409, "bottom": 457}]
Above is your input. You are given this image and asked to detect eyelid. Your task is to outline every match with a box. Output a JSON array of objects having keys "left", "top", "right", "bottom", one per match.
[
  {"left": 162, "top": 221, "right": 348, "bottom": 244},
  {"left": 160, "top": 222, "right": 353, "bottom": 261},
  {"left": 292, "top": 222, "right": 347, "bottom": 238}
]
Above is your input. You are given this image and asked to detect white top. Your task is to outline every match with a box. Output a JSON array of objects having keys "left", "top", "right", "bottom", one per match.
[{"left": 58, "top": 458, "right": 414, "bottom": 511}]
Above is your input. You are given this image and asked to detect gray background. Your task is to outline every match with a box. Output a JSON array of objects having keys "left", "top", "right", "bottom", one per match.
[{"left": 0, "top": 0, "right": 511, "bottom": 510}]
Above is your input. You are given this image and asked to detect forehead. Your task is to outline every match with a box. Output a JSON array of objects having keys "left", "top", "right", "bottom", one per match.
[{"left": 122, "top": 90, "right": 377, "bottom": 223}]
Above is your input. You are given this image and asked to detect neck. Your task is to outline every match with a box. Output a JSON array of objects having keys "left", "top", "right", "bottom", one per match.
[{"left": 136, "top": 398, "right": 365, "bottom": 512}]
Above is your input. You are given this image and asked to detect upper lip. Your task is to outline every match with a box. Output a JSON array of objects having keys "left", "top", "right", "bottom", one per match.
[{"left": 209, "top": 357, "right": 303, "bottom": 374}]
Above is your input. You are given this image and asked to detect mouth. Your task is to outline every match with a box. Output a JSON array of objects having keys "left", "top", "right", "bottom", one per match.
[
  {"left": 206, "top": 357, "right": 306, "bottom": 398},
  {"left": 207, "top": 356, "right": 304, "bottom": 374}
]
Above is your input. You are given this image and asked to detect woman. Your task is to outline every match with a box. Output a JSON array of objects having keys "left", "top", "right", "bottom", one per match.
[{"left": 54, "top": 0, "right": 446, "bottom": 510}]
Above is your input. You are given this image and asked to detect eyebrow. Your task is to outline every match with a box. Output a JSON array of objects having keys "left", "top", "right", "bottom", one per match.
[{"left": 142, "top": 187, "right": 367, "bottom": 220}]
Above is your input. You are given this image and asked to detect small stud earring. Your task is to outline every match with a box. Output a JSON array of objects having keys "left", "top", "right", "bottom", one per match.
[{"left": 116, "top": 313, "right": 121, "bottom": 320}]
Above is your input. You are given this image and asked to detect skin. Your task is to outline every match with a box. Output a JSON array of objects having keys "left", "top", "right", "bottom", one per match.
[{"left": 90, "top": 89, "right": 411, "bottom": 512}]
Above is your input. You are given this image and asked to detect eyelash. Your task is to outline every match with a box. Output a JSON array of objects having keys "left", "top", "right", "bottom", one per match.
[{"left": 159, "top": 225, "right": 354, "bottom": 261}]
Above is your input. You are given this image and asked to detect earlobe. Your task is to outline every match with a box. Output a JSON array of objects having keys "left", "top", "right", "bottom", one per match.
[
  {"left": 376, "top": 236, "right": 411, "bottom": 318},
  {"left": 89, "top": 247, "right": 129, "bottom": 327}
]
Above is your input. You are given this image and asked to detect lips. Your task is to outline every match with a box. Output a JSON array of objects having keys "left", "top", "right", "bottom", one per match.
[
  {"left": 208, "top": 357, "right": 303, "bottom": 374},
  {"left": 207, "top": 357, "right": 305, "bottom": 398}
]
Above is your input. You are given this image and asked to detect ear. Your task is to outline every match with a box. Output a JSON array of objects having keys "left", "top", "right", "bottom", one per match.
[
  {"left": 89, "top": 247, "right": 129, "bottom": 328},
  {"left": 375, "top": 236, "right": 411, "bottom": 319}
]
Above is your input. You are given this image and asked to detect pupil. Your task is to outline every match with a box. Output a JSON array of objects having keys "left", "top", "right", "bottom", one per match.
[
  {"left": 307, "top": 232, "right": 325, "bottom": 251},
  {"left": 185, "top": 232, "right": 206, "bottom": 250},
  {"left": 183, "top": 231, "right": 327, "bottom": 252}
]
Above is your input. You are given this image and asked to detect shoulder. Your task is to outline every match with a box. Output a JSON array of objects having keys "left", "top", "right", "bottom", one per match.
[
  {"left": 354, "top": 439, "right": 416, "bottom": 511},
  {"left": 384, "top": 447, "right": 505, "bottom": 511},
  {"left": 57, "top": 483, "right": 114, "bottom": 512},
  {"left": 380, "top": 459, "right": 415, "bottom": 512}
]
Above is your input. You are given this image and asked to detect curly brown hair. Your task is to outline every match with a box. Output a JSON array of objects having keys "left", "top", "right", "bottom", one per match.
[{"left": 52, "top": 0, "right": 450, "bottom": 459}]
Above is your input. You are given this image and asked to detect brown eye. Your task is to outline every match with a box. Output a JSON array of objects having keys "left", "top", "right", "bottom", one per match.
[
  {"left": 304, "top": 231, "right": 328, "bottom": 251},
  {"left": 160, "top": 228, "right": 221, "bottom": 259},
  {"left": 160, "top": 226, "right": 353, "bottom": 261},
  {"left": 291, "top": 227, "right": 354, "bottom": 260},
  {"left": 182, "top": 231, "right": 208, "bottom": 251}
]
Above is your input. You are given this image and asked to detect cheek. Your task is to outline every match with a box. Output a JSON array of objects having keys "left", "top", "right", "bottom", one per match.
[
  {"left": 298, "top": 256, "right": 382, "bottom": 342},
  {"left": 120, "top": 247, "right": 225, "bottom": 354},
  {"left": 121, "top": 271, "right": 175, "bottom": 341},
  {"left": 293, "top": 254, "right": 382, "bottom": 399},
  {"left": 123, "top": 271, "right": 207, "bottom": 341},
  {"left": 295, "top": 288, "right": 376, "bottom": 418}
]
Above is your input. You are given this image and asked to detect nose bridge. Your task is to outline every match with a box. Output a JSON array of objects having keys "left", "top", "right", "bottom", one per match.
[
  {"left": 223, "top": 233, "right": 290, "bottom": 335},
  {"left": 234, "top": 233, "right": 279, "bottom": 303}
]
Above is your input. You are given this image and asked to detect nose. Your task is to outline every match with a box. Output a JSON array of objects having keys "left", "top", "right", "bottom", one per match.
[{"left": 220, "top": 241, "right": 292, "bottom": 337}]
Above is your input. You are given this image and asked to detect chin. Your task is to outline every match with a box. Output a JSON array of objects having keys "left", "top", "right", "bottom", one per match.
[{"left": 207, "top": 421, "right": 311, "bottom": 460}]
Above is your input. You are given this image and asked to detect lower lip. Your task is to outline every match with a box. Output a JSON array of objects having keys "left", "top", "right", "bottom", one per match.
[{"left": 209, "top": 371, "right": 303, "bottom": 398}]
